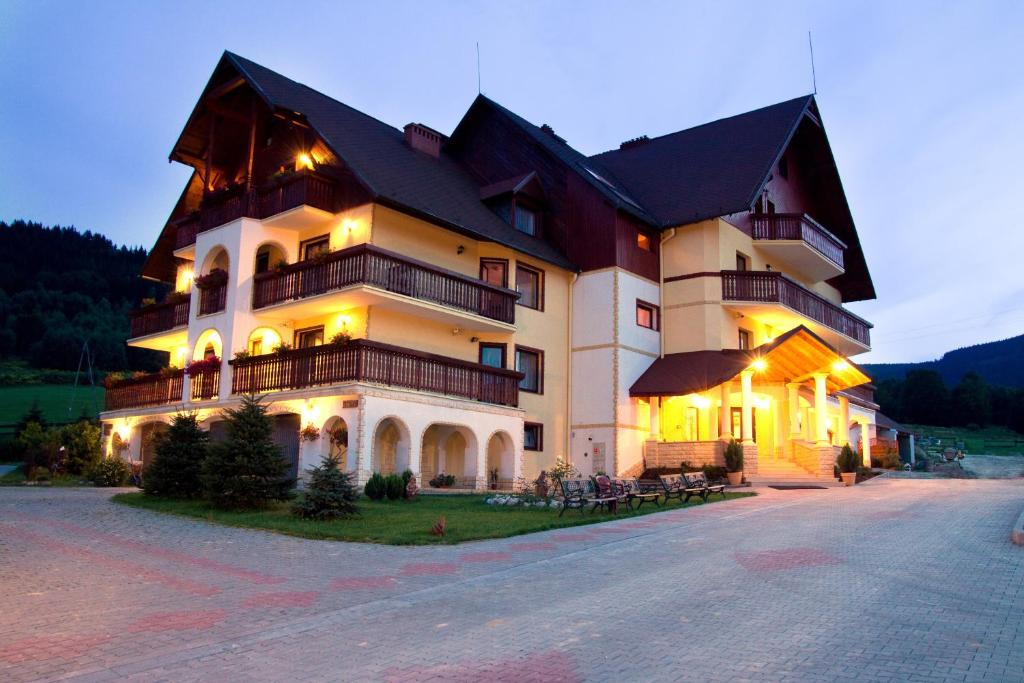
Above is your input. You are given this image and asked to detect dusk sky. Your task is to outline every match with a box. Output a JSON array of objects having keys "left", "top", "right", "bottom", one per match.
[{"left": 1, "top": 1, "right": 1021, "bottom": 364}]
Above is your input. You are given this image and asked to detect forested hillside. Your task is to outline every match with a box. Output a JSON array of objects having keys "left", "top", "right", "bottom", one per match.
[
  {"left": 864, "top": 334, "right": 1024, "bottom": 389},
  {"left": 0, "top": 220, "right": 166, "bottom": 375}
]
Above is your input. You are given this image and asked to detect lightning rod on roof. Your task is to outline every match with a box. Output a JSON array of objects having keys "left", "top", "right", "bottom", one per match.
[
  {"left": 808, "top": 31, "right": 818, "bottom": 95},
  {"left": 476, "top": 42, "right": 482, "bottom": 95}
]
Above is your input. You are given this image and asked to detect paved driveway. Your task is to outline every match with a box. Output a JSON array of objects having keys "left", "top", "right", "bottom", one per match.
[{"left": 1, "top": 478, "right": 1022, "bottom": 682}]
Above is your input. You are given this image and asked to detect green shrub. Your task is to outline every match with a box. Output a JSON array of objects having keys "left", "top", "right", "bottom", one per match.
[
  {"left": 201, "top": 395, "right": 294, "bottom": 510},
  {"left": 679, "top": 460, "right": 696, "bottom": 472},
  {"left": 143, "top": 413, "right": 209, "bottom": 498},
  {"left": 58, "top": 420, "right": 102, "bottom": 475},
  {"left": 837, "top": 444, "right": 859, "bottom": 473},
  {"left": 385, "top": 474, "right": 404, "bottom": 500},
  {"left": 428, "top": 473, "right": 456, "bottom": 488},
  {"left": 292, "top": 455, "right": 359, "bottom": 519},
  {"left": 724, "top": 440, "right": 744, "bottom": 473},
  {"left": 87, "top": 457, "right": 130, "bottom": 487},
  {"left": 702, "top": 465, "right": 728, "bottom": 481},
  {"left": 871, "top": 450, "right": 902, "bottom": 470},
  {"left": 364, "top": 472, "right": 386, "bottom": 500}
]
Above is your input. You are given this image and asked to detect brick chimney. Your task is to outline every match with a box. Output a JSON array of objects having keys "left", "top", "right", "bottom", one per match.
[
  {"left": 404, "top": 123, "right": 444, "bottom": 158},
  {"left": 620, "top": 135, "right": 650, "bottom": 150}
]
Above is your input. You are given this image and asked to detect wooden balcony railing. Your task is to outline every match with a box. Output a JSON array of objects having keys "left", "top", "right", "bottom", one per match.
[
  {"left": 197, "top": 283, "right": 227, "bottom": 315},
  {"left": 104, "top": 370, "right": 184, "bottom": 411},
  {"left": 720, "top": 270, "right": 871, "bottom": 346},
  {"left": 231, "top": 340, "right": 523, "bottom": 407},
  {"left": 189, "top": 367, "right": 220, "bottom": 401},
  {"left": 174, "top": 171, "right": 338, "bottom": 250},
  {"left": 750, "top": 213, "right": 846, "bottom": 269},
  {"left": 252, "top": 244, "right": 519, "bottom": 324},
  {"left": 129, "top": 297, "right": 190, "bottom": 339}
]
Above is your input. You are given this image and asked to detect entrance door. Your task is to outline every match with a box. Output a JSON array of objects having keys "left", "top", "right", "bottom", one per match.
[
  {"left": 730, "top": 407, "right": 756, "bottom": 442},
  {"left": 272, "top": 413, "right": 301, "bottom": 480}
]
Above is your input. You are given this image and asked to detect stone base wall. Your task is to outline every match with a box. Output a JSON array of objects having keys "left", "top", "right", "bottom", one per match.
[
  {"left": 742, "top": 443, "right": 758, "bottom": 475},
  {"left": 643, "top": 440, "right": 725, "bottom": 470},
  {"left": 793, "top": 440, "right": 839, "bottom": 477}
]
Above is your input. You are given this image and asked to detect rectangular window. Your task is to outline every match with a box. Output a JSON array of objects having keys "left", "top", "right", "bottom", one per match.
[
  {"left": 301, "top": 235, "right": 330, "bottom": 261},
  {"left": 735, "top": 252, "right": 749, "bottom": 271},
  {"left": 515, "top": 346, "right": 543, "bottom": 394},
  {"left": 249, "top": 337, "right": 263, "bottom": 356},
  {"left": 478, "top": 343, "right": 506, "bottom": 369},
  {"left": 636, "top": 300, "right": 659, "bottom": 330},
  {"left": 295, "top": 326, "right": 324, "bottom": 349},
  {"left": 513, "top": 205, "right": 537, "bottom": 236},
  {"left": 515, "top": 263, "right": 544, "bottom": 310},
  {"left": 684, "top": 407, "right": 699, "bottom": 442},
  {"left": 524, "top": 422, "right": 543, "bottom": 451},
  {"left": 480, "top": 258, "right": 508, "bottom": 288},
  {"left": 255, "top": 250, "right": 270, "bottom": 274},
  {"left": 738, "top": 329, "right": 751, "bottom": 350},
  {"left": 636, "top": 230, "right": 652, "bottom": 252}
]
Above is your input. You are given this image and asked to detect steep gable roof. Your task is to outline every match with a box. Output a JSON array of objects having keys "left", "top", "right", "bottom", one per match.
[
  {"left": 194, "top": 53, "right": 575, "bottom": 270},
  {"left": 591, "top": 96, "right": 812, "bottom": 226}
]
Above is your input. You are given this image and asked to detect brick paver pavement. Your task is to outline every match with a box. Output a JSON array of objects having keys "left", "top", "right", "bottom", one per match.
[{"left": 1, "top": 477, "right": 1022, "bottom": 682}]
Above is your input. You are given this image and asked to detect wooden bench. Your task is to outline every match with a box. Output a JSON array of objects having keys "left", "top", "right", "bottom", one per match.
[
  {"left": 558, "top": 478, "right": 619, "bottom": 516},
  {"left": 683, "top": 471, "right": 726, "bottom": 500},
  {"left": 619, "top": 478, "right": 661, "bottom": 510}
]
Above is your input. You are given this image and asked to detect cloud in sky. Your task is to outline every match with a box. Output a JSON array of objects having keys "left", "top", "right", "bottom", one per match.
[{"left": 0, "top": 0, "right": 1021, "bottom": 363}]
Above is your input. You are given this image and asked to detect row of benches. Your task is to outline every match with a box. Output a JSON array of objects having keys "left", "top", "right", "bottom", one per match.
[{"left": 557, "top": 473, "right": 727, "bottom": 517}]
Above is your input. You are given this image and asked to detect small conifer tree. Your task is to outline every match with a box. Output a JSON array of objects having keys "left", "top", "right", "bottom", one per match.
[
  {"left": 291, "top": 455, "right": 359, "bottom": 519},
  {"left": 202, "top": 395, "right": 294, "bottom": 509},
  {"left": 143, "top": 412, "right": 209, "bottom": 498}
]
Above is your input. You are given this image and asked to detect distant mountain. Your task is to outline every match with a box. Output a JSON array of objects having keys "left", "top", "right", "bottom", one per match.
[{"left": 864, "top": 334, "right": 1024, "bottom": 388}]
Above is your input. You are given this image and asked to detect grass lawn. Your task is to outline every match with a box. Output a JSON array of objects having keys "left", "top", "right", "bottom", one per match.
[
  {"left": 0, "top": 384, "right": 104, "bottom": 430},
  {"left": 113, "top": 490, "right": 755, "bottom": 545}
]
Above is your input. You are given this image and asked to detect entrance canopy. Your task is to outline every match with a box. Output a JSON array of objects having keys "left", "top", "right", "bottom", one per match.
[{"left": 630, "top": 325, "right": 871, "bottom": 398}]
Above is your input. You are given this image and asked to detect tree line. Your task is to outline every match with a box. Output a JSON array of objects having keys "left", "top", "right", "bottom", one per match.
[
  {"left": 875, "top": 370, "right": 1024, "bottom": 433},
  {"left": 0, "top": 220, "right": 167, "bottom": 374}
]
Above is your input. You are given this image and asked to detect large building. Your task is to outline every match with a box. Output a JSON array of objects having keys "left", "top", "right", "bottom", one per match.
[{"left": 101, "top": 52, "right": 879, "bottom": 488}]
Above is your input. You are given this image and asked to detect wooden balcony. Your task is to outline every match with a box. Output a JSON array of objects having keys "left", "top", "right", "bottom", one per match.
[
  {"left": 231, "top": 340, "right": 523, "bottom": 407},
  {"left": 189, "top": 367, "right": 220, "bottom": 401},
  {"left": 129, "top": 297, "right": 189, "bottom": 339},
  {"left": 721, "top": 270, "right": 871, "bottom": 350},
  {"left": 252, "top": 244, "right": 518, "bottom": 326},
  {"left": 750, "top": 213, "right": 846, "bottom": 282},
  {"left": 104, "top": 370, "right": 184, "bottom": 411},
  {"left": 174, "top": 170, "right": 338, "bottom": 250}
]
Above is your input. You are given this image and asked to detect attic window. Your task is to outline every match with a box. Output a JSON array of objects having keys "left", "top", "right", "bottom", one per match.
[
  {"left": 514, "top": 204, "right": 537, "bottom": 236},
  {"left": 636, "top": 229, "right": 652, "bottom": 252}
]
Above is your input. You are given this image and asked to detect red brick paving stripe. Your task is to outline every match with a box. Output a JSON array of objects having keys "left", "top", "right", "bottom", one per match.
[
  {"left": 460, "top": 551, "right": 512, "bottom": 562},
  {"left": 241, "top": 591, "right": 320, "bottom": 608},
  {"left": 507, "top": 542, "right": 555, "bottom": 551},
  {"left": 0, "top": 524, "right": 220, "bottom": 596},
  {"left": 16, "top": 515, "right": 284, "bottom": 585},
  {"left": 734, "top": 547, "right": 841, "bottom": 572},
  {"left": 127, "top": 609, "right": 229, "bottom": 632},
  {"left": 329, "top": 576, "right": 398, "bottom": 590},
  {"left": 399, "top": 562, "right": 460, "bottom": 576},
  {"left": 0, "top": 634, "right": 112, "bottom": 664}
]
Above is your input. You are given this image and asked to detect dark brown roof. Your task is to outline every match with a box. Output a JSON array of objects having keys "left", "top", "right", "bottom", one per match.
[
  {"left": 591, "top": 96, "right": 812, "bottom": 227},
  {"left": 630, "top": 349, "right": 753, "bottom": 397},
  {"left": 874, "top": 412, "right": 907, "bottom": 432},
  {"left": 221, "top": 53, "right": 575, "bottom": 271}
]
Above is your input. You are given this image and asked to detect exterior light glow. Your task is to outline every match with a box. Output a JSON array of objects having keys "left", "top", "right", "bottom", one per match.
[
  {"left": 691, "top": 395, "right": 711, "bottom": 409},
  {"left": 297, "top": 153, "right": 315, "bottom": 170},
  {"left": 754, "top": 396, "right": 772, "bottom": 410},
  {"left": 342, "top": 218, "right": 356, "bottom": 231},
  {"left": 751, "top": 359, "right": 767, "bottom": 372},
  {"left": 832, "top": 360, "right": 850, "bottom": 373},
  {"left": 182, "top": 269, "right": 194, "bottom": 285}
]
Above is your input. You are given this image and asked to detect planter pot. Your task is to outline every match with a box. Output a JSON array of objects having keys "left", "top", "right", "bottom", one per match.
[
  {"left": 840, "top": 472, "right": 857, "bottom": 487},
  {"left": 726, "top": 471, "right": 743, "bottom": 486},
  {"left": 489, "top": 483, "right": 498, "bottom": 490}
]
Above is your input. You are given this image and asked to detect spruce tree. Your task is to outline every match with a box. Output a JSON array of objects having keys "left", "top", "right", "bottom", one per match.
[
  {"left": 202, "top": 395, "right": 294, "bottom": 509},
  {"left": 291, "top": 455, "right": 359, "bottom": 519},
  {"left": 15, "top": 400, "right": 47, "bottom": 439},
  {"left": 143, "top": 413, "right": 209, "bottom": 498}
]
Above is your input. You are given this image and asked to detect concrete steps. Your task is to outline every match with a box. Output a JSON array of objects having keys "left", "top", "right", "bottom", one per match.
[{"left": 749, "top": 458, "right": 843, "bottom": 488}]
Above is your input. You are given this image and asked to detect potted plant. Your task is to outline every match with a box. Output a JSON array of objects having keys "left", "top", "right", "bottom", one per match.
[
  {"left": 837, "top": 444, "right": 858, "bottom": 486},
  {"left": 724, "top": 439, "right": 744, "bottom": 486}
]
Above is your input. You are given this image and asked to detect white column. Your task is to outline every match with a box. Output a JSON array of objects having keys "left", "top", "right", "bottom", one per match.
[
  {"left": 787, "top": 383, "right": 801, "bottom": 438},
  {"left": 860, "top": 421, "right": 871, "bottom": 468},
  {"left": 719, "top": 381, "right": 733, "bottom": 440},
  {"left": 838, "top": 395, "right": 851, "bottom": 446},
  {"left": 740, "top": 371, "right": 754, "bottom": 445},
  {"left": 649, "top": 397, "right": 661, "bottom": 440},
  {"left": 813, "top": 373, "right": 829, "bottom": 446},
  {"left": 908, "top": 434, "right": 916, "bottom": 465},
  {"left": 475, "top": 438, "right": 487, "bottom": 491}
]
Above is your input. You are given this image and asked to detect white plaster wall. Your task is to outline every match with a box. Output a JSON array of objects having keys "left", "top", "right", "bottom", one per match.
[
  {"left": 571, "top": 270, "right": 615, "bottom": 347},
  {"left": 571, "top": 347, "right": 615, "bottom": 426}
]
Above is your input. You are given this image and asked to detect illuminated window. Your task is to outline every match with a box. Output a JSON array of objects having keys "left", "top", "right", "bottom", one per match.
[
  {"left": 295, "top": 326, "right": 324, "bottom": 349},
  {"left": 301, "top": 235, "right": 330, "bottom": 260},
  {"left": 684, "top": 407, "right": 699, "bottom": 441},
  {"left": 636, "top": 300, "right": 658, "bottom": 330},
  {"left": 250, "top": 337, "right": 263, "bottom": 356},
  {"left": 636, "top": 230, "right": 652, "bottom": 251}
]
